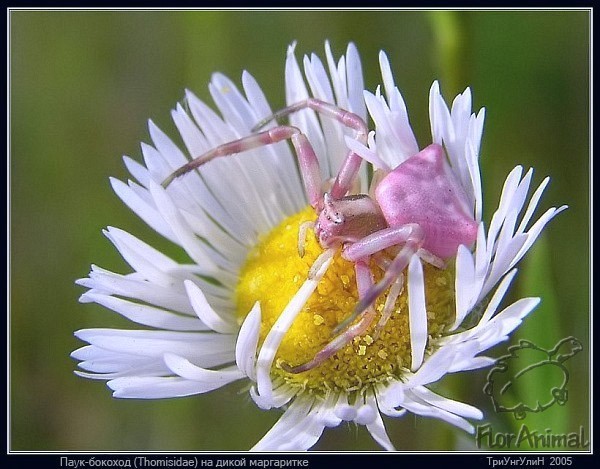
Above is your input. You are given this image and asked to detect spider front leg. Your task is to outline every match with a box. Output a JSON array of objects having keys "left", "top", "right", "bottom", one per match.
[
  {"left": 281, "top": 259, "right": 376, "bottom": 374},
  {"left": 161, "top": 125, "right": 324, "bottom": 211},
  {"left": 253, "top": 98, "right": 369, "bottom": 200},
  {"left": 252, "top": 98, "right": 368, "bottom": 140}
]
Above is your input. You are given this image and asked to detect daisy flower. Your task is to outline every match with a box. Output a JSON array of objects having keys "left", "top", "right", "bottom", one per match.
[{"left": 72, "top": 42, "right": 567, "bottom": 451}]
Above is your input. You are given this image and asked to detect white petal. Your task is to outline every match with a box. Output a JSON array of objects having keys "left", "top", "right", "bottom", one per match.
[
  {"left": 321, "top": 393, "right": 344, "bottom": 428},
  {"left": 285, "top": 43, "right": 328, "bottom": 179},
  {"left": 180, "top": 208, "right": 246, "bottom": 266},
  {"left": 242, "top": 70, "right": 273, "bottom": 119},
  {"left": 166, "top": 104, "right": 255, "bottom": 245},
  {"left": 473, "top": 223, "right": 492, "bottom": 299},
  {"left": 376, "top": 382, "right": 408, "bottom": 418},
  {"left": 141, "top": 140, "right": 172, "bottom": 183},
  {"left": 235, "top": 302, "right": 261, "bottom": 380},
  {"left": 476, "top": 298, "right": 540, "bottom": 350},
  {"left": 441, "top": 271, "right": 526, "bottom": 347},
  {"left": 486, "top": 166, "right": 524, "bottom": 252},
  {"left": 402, "top": 389, "right": 476, "bottom": 434},
  {"left": 103, "top": 227, "right": 181, "bottom": 286},
  {"left": 148, "top": 119, "right": 190, "bottom": 172},
  {"left": 482, "top": 234, "right": 527, "bottom": 297},
  {"left": 510, "top": 205, "right": 568, "bottom": 269},
  {"left": 254, "top": 251, "right": 333, "bottom": 408},
  {"left": 378, "top": 51, "right": 396, "bottom": 109},
  {"left": 304, "top": 53, "right": 334, "bottom": 104},
  {"left": 364, "top": 91, "right": 416, "bottom": 166},
  {"left": 345, "top": 135, "right": 389, "bottom": 170},
  {"left": 408, "top": 256, "right": 427, "bottom": 370},
  {"left": 184, "top": 92, "right": 281, "bottom": 239},
  {"left": 123, "top": 155, "right": 150, "bottom": 187},
  {"left": 453, "top": 356, "right": 496, "bottom": 371},
  {"left": 365, "top": 394, "right": 395, "bottom": 451},
  {"left": 163, "top": 353, "right": 243, "bottom": 384},
  {"left": 334, "top": 403, "right": 357, "bottom": 421},
  {"left": 453, "top": 244, "right": 476, "bottom": 330},
  {"left": 516, "top": 176, "right": 550, "bottom": 234},
  {"left": 429, "top": 80, "right": 454, "bottom": 145},
  {"left": 78, "top": 265, "right": 194, "bottom": 315},
  {"left": 251, "top": 398, "right": 326, "bottom": 451},
  {"left": 74, "top": 365, "right": 167, "bottom": 381},
  {"left": 493, "top": 208, "right": 527, "bottom": 262},
  {"left": 251, "top": 399, "right": 312, "bottom": 451},
  {"left": 242, "top": 74, "right": 305, "bottom": 214},
  {"left": 249, "top": 382, "right": 297, "bottom": 410},
  {"left": 325, "top": 41, "right": 348, "bottom": 111},
  {"left": 452, "top": 266, "right": 518, "bottom": 341},
  {"left": 141, "top": 137, "right": 218, "bottom": 224},
  {"left": 354, "top": 402, "right": 376, "bottom": 426},
  {"left": 447, "top": 340, "right": 488, "bottom": 373},
  {"left": 110, "top": 177, "right": 178, "bottom": 244},
  {"left": 344, "top": 42, "right": 366, "bottom": 119},
  {"left": 476, "top": 269, "right": 518, "bottom": 327},
  {"left": 377, "top": 52, "right": 418, "bottom": 158},
  {"left": 108, "top": 376, "right": 222, "bottom": 399},
  {"left": 149, "top": 180, "right": 237, "bottom": 286},
  {"left": 79, "top": 292, "right": 207, "bottom": 331},
  {"left": 75, "top": 328, "right": 236, "bottom": 368},
  {"left": 171, "top": 103, "right": 209, "bottom": 159},
  {"left": 466, "top": 111, "right": 485, "bottom": 220},
  {"left": 72, "top": 346, "right": 168, "bottom": 377},
  {"left": 407, "top": 344, "right": 460, "bottom": 387},
  {"left": 304, "top": 53, "right": 345, "bottom": 175},
  {"left": 184, "top": 280, "right": 236, "bottom": 334},
  {"left": 186, "top": 89, "right": 235, "bottom": 145},
  {"left": 411, "top": 386, "right": 483, "bottom": 420},
  {"left": 209, "top": 73, "right": 256, "bottom": 134}
]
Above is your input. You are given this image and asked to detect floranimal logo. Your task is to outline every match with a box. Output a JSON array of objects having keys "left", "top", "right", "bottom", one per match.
[{"left": 483, "top": 337, "right": 582, "bottom": 419}]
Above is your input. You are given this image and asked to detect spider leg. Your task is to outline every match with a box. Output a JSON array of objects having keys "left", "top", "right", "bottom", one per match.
[
  {"left": 416, "top": 248, "right": 446, "bottom": 269},
  {"left": 253, "top": 98, "right": 369, "bottom": 199},
  {"left": 282, "top": 260, "right": 376, "bottom": 374},
  {"left": 252, "top": 98, "right": 368, "bottom": 139},
  {"left": 373, "top": 273, "right": 404, "bottom": 340},
  {"left": 297, "top": 220, "right": 315, "bottom": 258},
  {"left": 162, "top": 125, "right": 324, "bottom": 210},
  {"left": 333, "top": 223, "right": 424, "bottom": 335}
]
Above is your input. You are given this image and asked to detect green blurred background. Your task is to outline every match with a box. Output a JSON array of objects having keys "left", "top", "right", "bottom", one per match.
[{"left": 10, "top": 10, "right": 590, "bottom": 451}]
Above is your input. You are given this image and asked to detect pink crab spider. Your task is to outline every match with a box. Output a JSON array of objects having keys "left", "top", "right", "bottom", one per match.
[{"left": 162, "top": 98, "right": 479, "bottom": 374}]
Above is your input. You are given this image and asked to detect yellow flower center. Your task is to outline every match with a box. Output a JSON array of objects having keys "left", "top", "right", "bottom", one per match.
[{"left": 236, "top": 206, "right": 456, "bottom": 396}]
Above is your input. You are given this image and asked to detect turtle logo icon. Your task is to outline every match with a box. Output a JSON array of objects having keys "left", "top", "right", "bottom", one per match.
[{"left": 484, "top": 337, "right": 582, "bottom": 420}]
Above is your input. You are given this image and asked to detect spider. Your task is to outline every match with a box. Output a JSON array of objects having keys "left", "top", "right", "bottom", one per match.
[{"left": 162, "top": 98, "right": 478, "bottom": 373}]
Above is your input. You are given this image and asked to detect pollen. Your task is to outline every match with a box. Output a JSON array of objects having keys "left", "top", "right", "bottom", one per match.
[
  {"left": 236, "top": 206, "right": 456, "bottom": 396},
  {"left": 313, "top": 314, "right": 325, "bottom": 326}
]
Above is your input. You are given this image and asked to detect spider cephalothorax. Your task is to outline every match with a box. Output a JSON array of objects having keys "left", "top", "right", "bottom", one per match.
[{"left": 315, "top": 193, "right": 388, "bottom": 247}]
